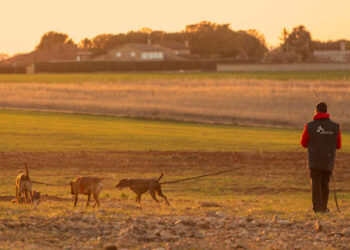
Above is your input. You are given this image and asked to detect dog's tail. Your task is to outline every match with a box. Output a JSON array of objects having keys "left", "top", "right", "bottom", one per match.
[
  {"left": 24, "top": 162, "right": 30, "bottom": 179},
  {"left": 157, "top": 172, "right": 164, "bottom": 182}
]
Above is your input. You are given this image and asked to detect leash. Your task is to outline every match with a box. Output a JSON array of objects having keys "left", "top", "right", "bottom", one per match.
[
  {"left": 31, "top": 180, "right": 69, "bottom": 186},
  {"left": 331, "top": 174, "right": 341, "bottom": 213},
  {"left": 31, "top": 166, "right": 247, "bottom": 188},
  {"left": 160, "top": 166, "right": 247, "bottom": 185},
  {"left": 31, "top": 176, "right": 110, "bottom": 187}
]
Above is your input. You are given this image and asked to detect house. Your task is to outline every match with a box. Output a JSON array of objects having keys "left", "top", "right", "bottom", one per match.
[
  {"left": 99, "top": 40, "right": 192, "bottom": 62},
  {"left": 313, "top": 42, "right": 350, "bottom": 63},
  {"left": 5, "top": 45, "right": 91, "bottom": 67}
]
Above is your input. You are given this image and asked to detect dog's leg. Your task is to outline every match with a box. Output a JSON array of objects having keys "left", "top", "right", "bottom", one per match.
[
  {"left": 74, "top": 194, "right": 79, "bottom": 207},
  {"left": 93, "top": 193, "right": 100, "bottom": 207},
  {"left": 24, "top": 189, "right": 29, "bottom": 204},
  {"left": 28, "top": 183, "right": 33, "bottom": 204},
  {"left": 86, "top": 192, "right": 91, "bottom": 207},
  {"left": 157, "top": 187, "right": 170, "bottom": 205},
  {"left": 16, "top": 186, "right": 19, "bottom": 204},
  {"left": 29, "top": 190, "right": 33, "bottom": 204},
  {"left": 18, "top": 185, "right": 25, "bottom": 204},
  {"left": 136, "top": 194, "right": 142, "bottom": 203},
  {"left": 149, "top": 188, "right": 159, "bottom": 204}
]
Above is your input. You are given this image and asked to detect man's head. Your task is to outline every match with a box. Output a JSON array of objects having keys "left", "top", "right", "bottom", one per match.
[{"left": 316, "top": 102, "right": 327, "bottom": 113}]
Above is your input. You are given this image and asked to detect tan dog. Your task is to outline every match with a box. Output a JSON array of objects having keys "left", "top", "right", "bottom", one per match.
[
  {"left": 70, "top": 177, "right": 104, "bottom": 207},
  {"left": 15, "top": 163, "right": 33, "bottom": 204}
]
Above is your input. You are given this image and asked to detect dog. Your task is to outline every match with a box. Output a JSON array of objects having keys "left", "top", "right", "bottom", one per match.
[
  {"left": 15, "top": 163, "right": 33, "bottom": 204},
  {"left": 32, "top": 191, "right": 41, "bottom": 205},
  {"left": 11, "top": 196, "right": 25, "bottom": 204},
  {"left": 70, "top": 176, "right": 104, "bottom": 207},
  {"left": 11, "top": 191, "right": 41, "bottom": 205},
  {"left": 115, "top": 173, "right": 170, "bottom": 205}
]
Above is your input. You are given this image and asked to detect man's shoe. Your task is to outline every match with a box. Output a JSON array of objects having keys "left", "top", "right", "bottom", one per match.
[{"left": 313, "top": 209, "right": 330, "bottom": 214}]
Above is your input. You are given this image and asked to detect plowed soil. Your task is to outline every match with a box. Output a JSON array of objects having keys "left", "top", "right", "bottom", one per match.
[{"left": 1, "top": 151, "right": 350, "bottom": 249}]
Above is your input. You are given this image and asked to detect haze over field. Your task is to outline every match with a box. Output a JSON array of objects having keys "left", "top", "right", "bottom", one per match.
[{"left": 1, "top": 73, "right": 350, "bottom": 129}]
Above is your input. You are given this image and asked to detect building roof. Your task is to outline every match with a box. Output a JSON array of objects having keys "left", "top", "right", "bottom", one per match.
[
  {"left": 155, "top": 41, "right": 189, "bottom": 50},
  {"left": 5, "top": 46, "right": 90, "bottom": 66}
]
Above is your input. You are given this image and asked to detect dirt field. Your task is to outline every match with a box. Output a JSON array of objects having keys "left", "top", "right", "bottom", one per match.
[{"left": 1, "top": 151, "right": 350, "bottom": 249}]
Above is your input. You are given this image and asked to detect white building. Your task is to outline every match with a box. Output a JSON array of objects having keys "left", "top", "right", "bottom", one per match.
[{"left": 314, "top": 42, "right": 350, "bottom": 62}]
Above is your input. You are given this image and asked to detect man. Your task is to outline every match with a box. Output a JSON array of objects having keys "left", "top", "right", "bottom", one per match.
[{"left": 301, "top": 102, "right": 341, "bottom": 213}]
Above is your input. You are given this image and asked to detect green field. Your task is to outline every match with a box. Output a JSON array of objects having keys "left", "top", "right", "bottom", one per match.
[
  {"left": 2, "top": 109, "right": 349, "bottom": 152},
  {"left": 0, "top": 70, "right": 350, "bottom": 83}
]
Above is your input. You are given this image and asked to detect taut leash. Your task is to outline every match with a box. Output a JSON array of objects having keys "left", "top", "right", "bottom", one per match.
[
  {"left": 30, "top": 166, "right": 247, "bottom": 188},
  {"left": 31, "top": 180, "right": 68, "bottom": 186},
  {"left": 160, "top": 166, "right": 246, "bottom": 185}
]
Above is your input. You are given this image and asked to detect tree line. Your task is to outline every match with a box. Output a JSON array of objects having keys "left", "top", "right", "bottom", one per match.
[
  {"left": 35, "top": 21, "right": 268, "bottom": 61},
  {"left": 6, "top": 21, "right": 350, "bottom": 63},
  {"left": 268, "top": 25, "right": 350, "bottom": 63}
]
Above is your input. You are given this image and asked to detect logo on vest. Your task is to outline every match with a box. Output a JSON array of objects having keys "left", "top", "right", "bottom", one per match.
[{"left": 316, "top": 125, "right": 334, "bottom": 135}]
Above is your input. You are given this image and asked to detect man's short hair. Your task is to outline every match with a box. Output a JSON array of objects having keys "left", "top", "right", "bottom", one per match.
[{"left": 316, "top": 102, "right": 327, "bottom": 113}]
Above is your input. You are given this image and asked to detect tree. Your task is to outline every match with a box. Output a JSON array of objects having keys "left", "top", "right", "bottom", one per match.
[
  {"left": 185, "top": 21, "right": 234, "bottom": 56},
  {"left": 238, "top": 31, "right": 268, "bottom": 59},
  {"left": 60, "top": 21, "right": 267, "bottom": 61},
  {"left": 279, "top": 28, "right": 289, "bottom": 47},
  {"left": 36, "top": 31, "right": 74, "bottom": 51},
  {"left": 0, "top": 53, "right": 9, "bottom": 62},
  {"left": 281, "top": 25, "right": 313, "bottom": 61},
  {"left": 247, "top": 29, "right": 266, "bottom": 46},
  {"left": 91, "top": 34, "right": 114, "bottom": 49},
  {"left": 79, "top": 38, "right": 92, "bottom": 49},
  {"left": 185, "top": 21, "right": 267, "bottom": 60}
]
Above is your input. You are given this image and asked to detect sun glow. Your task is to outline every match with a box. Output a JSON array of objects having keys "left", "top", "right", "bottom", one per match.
[{"left": 1, "top": 0, "right": 350, "bottom": 55}]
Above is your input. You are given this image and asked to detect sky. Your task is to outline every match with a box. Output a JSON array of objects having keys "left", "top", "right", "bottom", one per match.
[{"left": 1, "top": 0, "right": 350, "bottom": 55}]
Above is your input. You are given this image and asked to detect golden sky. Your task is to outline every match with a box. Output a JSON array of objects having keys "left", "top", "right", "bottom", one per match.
[{"left": 1, "top": 0, "right": 350, "bottom": 55}]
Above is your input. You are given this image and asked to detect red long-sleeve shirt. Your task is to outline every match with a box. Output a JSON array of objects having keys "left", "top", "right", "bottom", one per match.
[{"left": 300, "top": 113, "right": 341, "bottom": 149}]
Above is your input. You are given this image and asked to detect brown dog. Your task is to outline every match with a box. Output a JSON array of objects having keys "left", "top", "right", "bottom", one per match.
[
  {"left": 15, "top": 163, "right": 33, "bottom": 204},
  {"left": 70, "top": 177, "right": 104, "bottom": 207},
  {"left": 115, "top": 173, "right": 170, "bottom": 205}
]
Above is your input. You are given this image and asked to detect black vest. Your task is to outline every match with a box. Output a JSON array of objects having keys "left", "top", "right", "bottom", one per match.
[{"left": 307, "top": 118, "right": 339, "bottom": 172}]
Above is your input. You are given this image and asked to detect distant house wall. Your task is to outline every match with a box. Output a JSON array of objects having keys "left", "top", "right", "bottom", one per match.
[
  {"left": 217, "top": 63, "right": 350, "bottom": 72},
  {"left": 108, "top": 45, "right": 164, "bottom": 61},
  {"left": 34, "top": 61, "right": 217, "bottom": 73},
  {"left": 174, "top": 49, "right": 190, "bottom": 55},
  {"left": 140, "top": 51, "right": 164, "bottom": 60},
  {"left": 313, "top": 50, "right": 350, "bottom": 63}
]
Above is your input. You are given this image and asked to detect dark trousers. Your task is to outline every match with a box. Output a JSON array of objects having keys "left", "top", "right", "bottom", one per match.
[{"left": 310, "top": 169, "right": 331, "bottom": 212}]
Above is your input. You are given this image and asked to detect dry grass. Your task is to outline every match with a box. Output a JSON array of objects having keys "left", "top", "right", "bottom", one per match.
[{"left": 1, "top": 79, "right": 350, "bottom": 129}]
